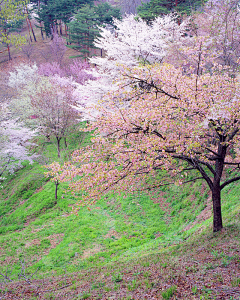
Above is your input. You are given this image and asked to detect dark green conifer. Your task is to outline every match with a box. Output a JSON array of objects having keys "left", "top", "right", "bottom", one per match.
[
  {"left": 67, "top": 3, "right": 121, "bottom": 59},
  {"left": 137, "top": 0, "right": 205, "bottom": 22}
]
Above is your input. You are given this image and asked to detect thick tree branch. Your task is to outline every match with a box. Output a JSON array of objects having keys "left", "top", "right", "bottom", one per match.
[
  {"left": 138, "top": 177, "right": 204, "bottom": 191},
  {"left": 205, "top": 147, "right": 220, "bottom": 157},
  {"left": 220, "top": 176, "right": 240, "bottom": 190},
  {"left": 173, "top": 154, "right": 213, "bottom": 190},
  {"left": 125, "top": 74, "right": 180, "bottom": 100},
  {"left": 227, "top": 128, "right": 239, "bottom": 142}
]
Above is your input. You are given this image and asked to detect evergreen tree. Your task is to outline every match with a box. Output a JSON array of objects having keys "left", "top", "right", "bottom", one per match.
[
  {"left": 67, "top": 5, "right": 99, "bottom": 59},
  {"left": 31, "top": 0, "right": 94, "bottom": 37},
  {"left": 67, "top": 3, "right": 121, "bottom": 59},
  {"left": 95, "top": 2, "right": 121, "bottom": 27},
  {"left": 137, "top": 0, "right": 205, "bottom": 22}
]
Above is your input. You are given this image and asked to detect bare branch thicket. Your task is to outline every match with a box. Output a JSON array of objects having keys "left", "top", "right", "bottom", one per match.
[
  {"left": 0, "top": 259, "right": 39, "bottom": 285},
  {"left": 21, "top": 43, "right": 35, "bottom": 60}
]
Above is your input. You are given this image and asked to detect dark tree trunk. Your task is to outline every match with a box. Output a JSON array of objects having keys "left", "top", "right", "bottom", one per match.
[
  {"left": 55, "top": 22, "right": 59, "bottom": 35},
  {"left": 65, "top": 24, "right": 68, "bottom": 37},
  {"left": 26, "top": 18, "right": 33, "bottom": 42},
  {"left": 29, "top": 20, "right": 37, "bottom": 42},
  {"left": 26, "top": 7, "right": 37, "bottom": 42},
  {"left": 55, "top": 180, "right": 59, "bottom": 200},
  {"left": 59, "top": 21, "right": 62, "bottom": 35},
  {"left": 64, "top": 137, "right": 67, "bottom": 148},
  {"left": 212, "top": 184, "right": 223, "bottom": 232},
  {"left": 56, "top": 137, "right": 61, "bottom": 158},
  {"left": 211, "top": 139, "right": 226, "bottom": 232},
  {"left": 7, "top": 44, "right": 11, "bottom": 61},
  {"left": 40, "top": 24, "right": 44, "bottom": 40},
  {"left": 4, "top": 28, "right": 12, "bottom": 60}
]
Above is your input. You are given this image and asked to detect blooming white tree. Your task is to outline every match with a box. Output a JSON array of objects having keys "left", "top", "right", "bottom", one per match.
[
  {"left": 92, "top": 14, "right": 188, "bottom": 69},
  {"left": 8, "top": 62, "right": 86, "bottom": 156},
  {"left": 0, "top": 120, "right": 37, "bottom": 180},
  {"left": 30, "top": 76, "right": 80, "bottom": 157},
  {"left": 77, "top": 14, "right": 190, "bottom": 110},
  {"left": 8, "top": 63, "right": 39, "bottom": 128},
  {"left": 191, "top": 0, "right": 240, "bottom": 70},
  {"left": 8, "top": 61, "right": 93, "bottom": 123}
]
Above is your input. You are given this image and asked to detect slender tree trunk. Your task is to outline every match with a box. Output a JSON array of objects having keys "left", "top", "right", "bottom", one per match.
[
  {"left": 40, "top": 24, "right": 44, "bottom": 40},
  {"left": 4, "top": 28, "right": 11, "bottom": 60},
  {"left": 64, "top": 137, "right": 67, "bottom": 148},
  {"left": 212, "top": 184, "right": 223, "bottom": 232},
  {"left": 55, "top": 180, "right": 59, "bottom": 200},
  {"left": 56, "top": 137, "right": 61, "bottom": 158},
  {"left": 38, "top": 0, "right": 44, "bottom": 40},
  {"left": 7, "top": 44, "right": 11, "bottom": 61},
  {"left": 26, "top": 7, "right": 37, "bottom": 42},
  {"left": 26, "top": 18, "right": 33, "bottom": 42},
  {"left": 65, "top": 24, "right": 68, "bottom": 37},
  {"left": 59, "top": 21, "right": 62, "bottom": 35},
  {"left": 29, "top": 19, "right": 37, "bottom": 42},
  {"left": 55, "top": 22, "right": 59, "bottom": 34}
]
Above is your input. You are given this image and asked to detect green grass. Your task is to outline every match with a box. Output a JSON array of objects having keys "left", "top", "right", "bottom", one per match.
[
  {"left": 0, "top": 124, "right": 239, "bottom": 299},
  {"left": 161, "top": 285, "right": 176, "bottom": 299}
]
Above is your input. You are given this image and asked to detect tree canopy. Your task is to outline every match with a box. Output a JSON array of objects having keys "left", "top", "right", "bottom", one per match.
[
  {"left": 31, "top": 0, "right": 94, "bottom": 36},
  {"left": 0, "top": 0, "right": 26, "bottom": 53},
  {"left": 47, "top": 0, "right": 240, "bottom": 233},
  {"left": 67, "top": 3, "right": 121, "bottom": 59},
  {"left": 137, "top": 0, "right": 205, "bottom": 22}
]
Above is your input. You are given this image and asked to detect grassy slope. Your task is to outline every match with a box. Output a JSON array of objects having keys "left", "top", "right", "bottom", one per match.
[{"left": 0, "top": 129, "right": 239, "bottom": 299}]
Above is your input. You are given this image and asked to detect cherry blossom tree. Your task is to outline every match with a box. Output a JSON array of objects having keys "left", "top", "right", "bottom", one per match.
[
  {"left": 8, "top": 61, "right": 92, "bottom": 129},
  {"left": 91, "top": 14, "right": 189, "bottom": 69},
  {"left": 51, "top": 40, "right": 240, "bottom": 232},
  {"left": 7, "top": 62, "right": 82, "bottom": 157},
  {"left": 0, "top": 120, "right": 37, "bottom": 180},
  {"left": 183, "top": 0, "right": 240, "bottom": 72},
  {"left": 44, "top": 162, "right": 62, "bottom": 199},
  {"left": 30, "top": 77, "right": 79, "bottom": 157},
  {"left": 40, "top": 33, "right": 67, "bottom": 65},
  {"left": 8, "top": 63, "right": 40, "bottom": 128},
  {"left": 38, "top": 59, "right": 94, "bottom": 84},
  {"left": 76, "top": 14, "right": 190, "bottom": 109}
]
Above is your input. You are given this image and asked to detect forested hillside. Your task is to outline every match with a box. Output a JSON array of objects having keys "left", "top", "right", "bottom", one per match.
[{"left": 0, "top": 0, "right": 240, "bottom": 299}]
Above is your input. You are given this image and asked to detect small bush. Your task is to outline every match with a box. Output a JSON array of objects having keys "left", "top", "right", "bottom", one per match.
[
  {"left": 161, "top": 285, "right": 176, "bottom": 299},
  {"left": 40, "top": 238, "right": 51, "bottom": 249},
  {"left": 112, "top": 273, "right": 123, "bottom": 282},
  {"left": 231, "top": 277, "right": 240, "bottom": 287}
]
